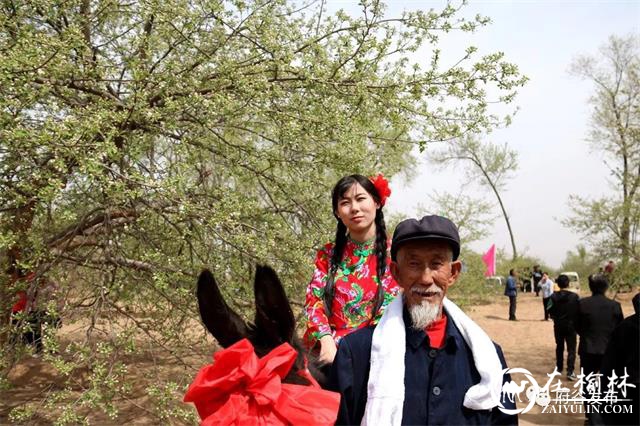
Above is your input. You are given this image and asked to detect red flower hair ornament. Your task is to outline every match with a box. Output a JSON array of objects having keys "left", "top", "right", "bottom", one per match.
[
  {"left": 369, "top": 173, "right": 391, "bottom": 207},
  {"left": 184, "top": 338, "right": 340, "bottom": 425}
]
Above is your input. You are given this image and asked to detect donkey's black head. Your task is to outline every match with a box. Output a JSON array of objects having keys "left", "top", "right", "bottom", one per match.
[{"left": 197, "top": 266, "right": 324, "bottom": 386}]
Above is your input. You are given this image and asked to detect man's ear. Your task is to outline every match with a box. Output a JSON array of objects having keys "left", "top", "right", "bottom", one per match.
[
  {"left": 448, "top": 260, "right": 462, "bottom": 285},
  {"left": 390, "top": 260, "right": 400, "bottom": 283}
]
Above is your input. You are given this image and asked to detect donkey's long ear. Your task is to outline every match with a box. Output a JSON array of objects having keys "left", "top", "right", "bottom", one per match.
[
  {"left": 197, "top": 269, "right": 249, "bottom": 347},
  {"left": 254, "top": 265, "right": 295, "bottom": 345}
]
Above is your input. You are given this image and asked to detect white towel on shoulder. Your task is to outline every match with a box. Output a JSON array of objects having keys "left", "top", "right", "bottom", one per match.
[
  {"left": 361, "top": 295, "right": 503, "bottom": 426},
  {"left": 361, "top": 294, "right": 406, "bottom": 426}
]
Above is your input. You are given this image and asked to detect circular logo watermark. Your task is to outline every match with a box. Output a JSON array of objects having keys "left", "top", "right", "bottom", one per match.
[{"left": 498, "top": 367, "right": 540, "bottom": 415}]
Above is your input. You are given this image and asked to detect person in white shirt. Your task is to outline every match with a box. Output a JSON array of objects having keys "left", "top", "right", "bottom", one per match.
[{"left": 540, "top": 272, "right": 554, "bottom": 321}]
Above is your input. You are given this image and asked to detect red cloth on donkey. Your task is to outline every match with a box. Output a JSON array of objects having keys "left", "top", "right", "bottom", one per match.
[{"left": 184, "top": 338, "right": 340, "bottom": 425}]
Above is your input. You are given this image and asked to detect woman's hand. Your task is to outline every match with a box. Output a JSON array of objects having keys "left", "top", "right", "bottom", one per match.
[{"left": 317, "top": 334, "right": 337, "bottom": 366}]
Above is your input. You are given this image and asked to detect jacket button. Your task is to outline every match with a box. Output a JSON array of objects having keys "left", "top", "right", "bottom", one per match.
[
  {"left": 428, "top": 349, "right": 437, "bottom": 358},
  {"left": 433, "top": 386, "right": 441, "bottom": 396}
]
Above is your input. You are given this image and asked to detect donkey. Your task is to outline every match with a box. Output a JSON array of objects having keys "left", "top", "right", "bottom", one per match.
[{"left": 196, "top": 265, "right": 326, "bottom": 387}]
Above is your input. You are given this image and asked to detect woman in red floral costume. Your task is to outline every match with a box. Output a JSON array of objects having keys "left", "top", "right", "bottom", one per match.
[{"left": 304, "top": 174, "right": 399, "bottom": 366}]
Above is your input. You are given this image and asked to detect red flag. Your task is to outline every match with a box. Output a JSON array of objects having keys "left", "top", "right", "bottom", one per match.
[{"left": 482, "top": 244, "right": 496, "bottom": 277}]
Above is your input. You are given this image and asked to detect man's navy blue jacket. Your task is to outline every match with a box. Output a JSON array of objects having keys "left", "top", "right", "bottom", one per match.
[{"left": 328, "top": 307, "right": 518, "bottom": 425}]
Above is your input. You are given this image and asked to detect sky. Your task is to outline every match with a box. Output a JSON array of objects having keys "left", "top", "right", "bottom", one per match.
[{"left": 327, "top": 0, "right": 640, "bottom": 269}]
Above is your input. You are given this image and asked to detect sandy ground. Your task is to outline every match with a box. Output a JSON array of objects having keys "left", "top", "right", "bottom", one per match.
[{"left": 466, "top": 289, "right": 637, "bottom": 426}]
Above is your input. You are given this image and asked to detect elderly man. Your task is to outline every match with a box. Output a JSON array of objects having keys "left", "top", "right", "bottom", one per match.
[{"left": 329, "top": 215, "right": 517, "bottom": 425}]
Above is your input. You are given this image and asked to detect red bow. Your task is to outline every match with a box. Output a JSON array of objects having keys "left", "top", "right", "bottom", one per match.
[{"left": 184, "top": 339, "right": 340, "bottom": 425}]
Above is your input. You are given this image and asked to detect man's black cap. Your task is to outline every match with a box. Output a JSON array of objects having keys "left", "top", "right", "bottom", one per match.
[{"left": 391, "top": 215, "right": 460, "bottom": 261}]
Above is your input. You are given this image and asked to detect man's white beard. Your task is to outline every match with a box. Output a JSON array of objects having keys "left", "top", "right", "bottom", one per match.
[{"left": 405, "top": 292, "right": 442, "bottom": 330}]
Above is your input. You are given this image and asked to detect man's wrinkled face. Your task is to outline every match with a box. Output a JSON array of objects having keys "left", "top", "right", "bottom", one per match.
[{"left": 391, "top": 240, "right": 461, "bottom": 329}]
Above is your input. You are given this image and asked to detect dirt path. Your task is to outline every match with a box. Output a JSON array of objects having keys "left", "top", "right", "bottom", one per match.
[{"left": 465, "top": 290, "right": 637, "bottom": 426}]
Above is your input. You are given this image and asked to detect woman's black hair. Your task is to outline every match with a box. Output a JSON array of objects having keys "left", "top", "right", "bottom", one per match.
[{"left": 323, "top": 174, "right": 388, "bottom": 319}]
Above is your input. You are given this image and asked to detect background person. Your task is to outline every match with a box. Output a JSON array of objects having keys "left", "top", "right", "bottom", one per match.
[
  {"left": 576, "top": 274, "right": 624, "bottom": 424},
  {"left": 604, "top": 260, "right": 616, "bottom": 287},
  {"left": 8, "top": 268, "right": 61, "bottom": 354},
  {"left": 600, "top": 293, "right": 639, "bottom": 426},
  {"left": 304, "top": 174, "right": 399, "bottom": 367},
  {"left": 539, "top": 272, "right": 554, "bottom": 321},
  {"left": 521, "top": 266, "right": 532, "bottom": 293},
  {"left": 504, "top": 269, "right": 518, "bottom": 321},
  {"left": 532, "top": 265, "right": 543, "bottom": 296},
  {"left": 604, "top": 260, "right": 615, "bottom": 274},
  {"left": 547, "top": 274, "right": 579, "bottom": 380}
]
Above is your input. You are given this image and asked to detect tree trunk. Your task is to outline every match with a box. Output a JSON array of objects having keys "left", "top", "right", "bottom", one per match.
[
  {"left": 474, "top": 159, "right": 518, "bottom": 260},
  {"left": 490, "top": 179, "right": 518, "bottom": 261}
]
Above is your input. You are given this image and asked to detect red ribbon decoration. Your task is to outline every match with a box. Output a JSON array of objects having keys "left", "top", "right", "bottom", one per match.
[{"left": 184, "top": 339, "right": 340, "bottom": 425}]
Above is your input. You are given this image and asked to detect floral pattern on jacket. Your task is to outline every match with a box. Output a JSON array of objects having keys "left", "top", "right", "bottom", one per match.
[{"left": 303, "top": 238, "right": 399, "bottom": 348}]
